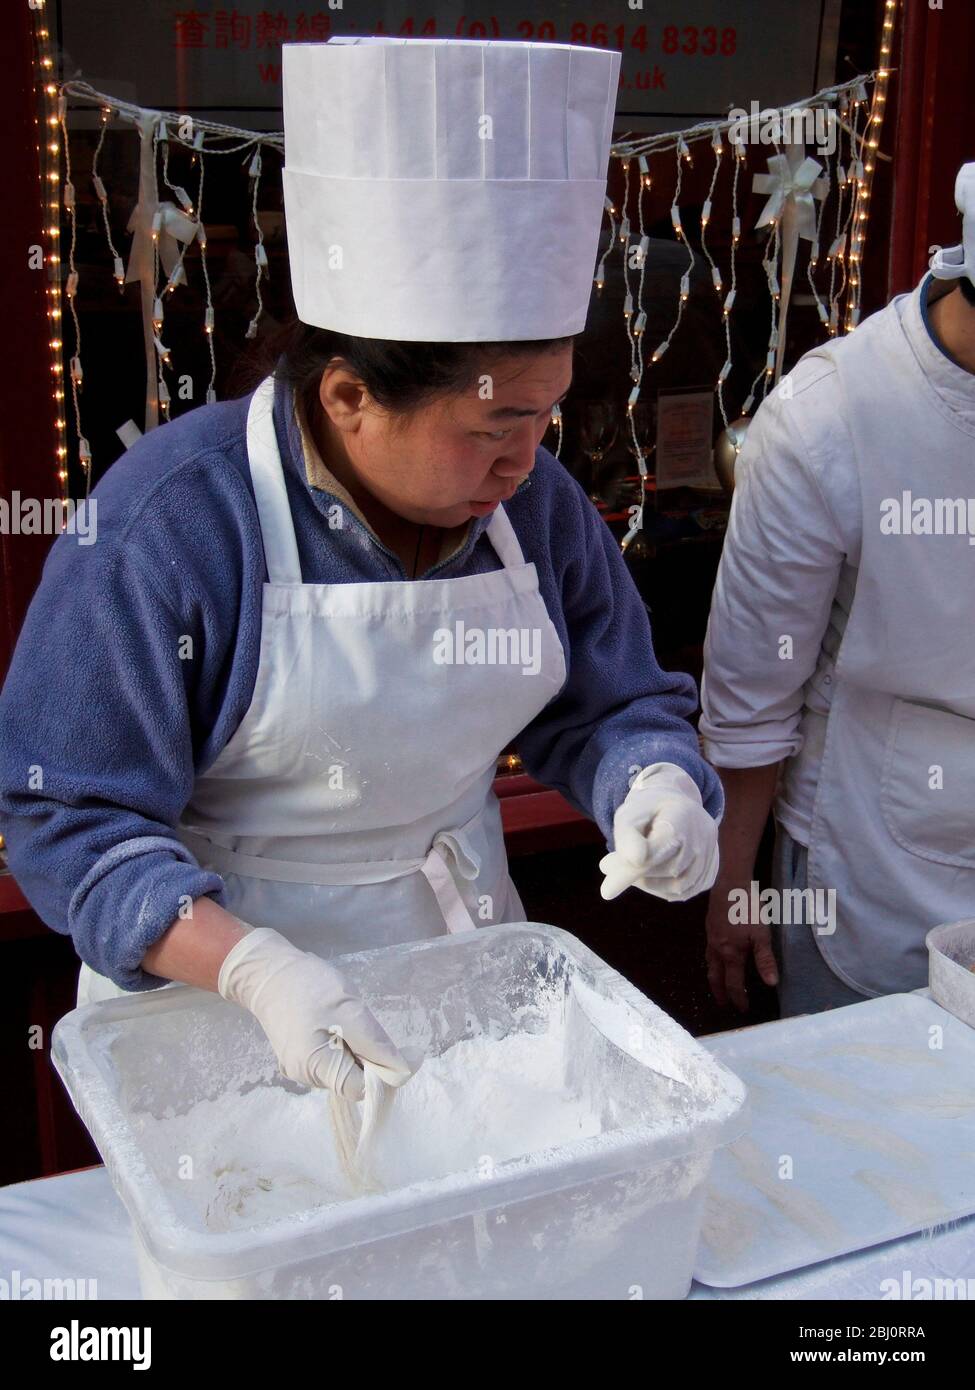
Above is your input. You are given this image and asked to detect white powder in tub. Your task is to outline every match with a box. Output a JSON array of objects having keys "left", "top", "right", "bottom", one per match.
[{"left": 144, "top": 1029, "right": 607, "bottom": 1234}]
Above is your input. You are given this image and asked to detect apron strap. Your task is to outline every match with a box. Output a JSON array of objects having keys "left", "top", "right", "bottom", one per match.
[
  {"left": 247, "top": 375, "right": 303, "bottom": 585},
  {"left": 485, "top": 503, "right": 527, "bottom": 569}
]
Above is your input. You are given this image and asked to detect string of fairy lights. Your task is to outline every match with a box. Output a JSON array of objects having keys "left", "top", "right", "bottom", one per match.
[
  {"left": 60, "top": 80, "right": 283, "bottom": 461},
  {"left": 27, "top": 0, "right": 70, "bottom": 508},
  {"left": 847, "top": 0, "right": 897, "bottom": 330},
  {"left": 29, "top": 54, "right": 284, "bottom": 502},
  {"left": 592, "top": 25, "right": 895, "bottom": 547},
  {"left": 30, "top": 0, "right": 895, "bottom": 542}
]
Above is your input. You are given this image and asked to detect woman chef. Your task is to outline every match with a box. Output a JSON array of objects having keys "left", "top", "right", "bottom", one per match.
[{"left": 0, "top": 37, "right": 721, "bottom": 1100}]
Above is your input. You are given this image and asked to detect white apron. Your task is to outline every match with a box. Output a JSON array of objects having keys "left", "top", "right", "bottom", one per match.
[
  {"left": 805, "top": 287, "right": 975, "bottom": 996},
  {"left": 77, "top": 376, "right": 567, "bottom": 1004}
]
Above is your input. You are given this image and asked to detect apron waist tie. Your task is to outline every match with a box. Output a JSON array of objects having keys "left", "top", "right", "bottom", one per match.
[
  {"left": 176, "top": 817, "right": 483, "bottom": 936},
  {"left": 419, "top": 828, "right": 481, "bottom": 934}
]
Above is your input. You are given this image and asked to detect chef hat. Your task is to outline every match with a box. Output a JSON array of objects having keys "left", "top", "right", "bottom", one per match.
[
  {"left": 929, "top": 162, "right": 975, "bottom": 288},
  {"left": 282, "top": 36, "right": 621, "bottom": 342}
]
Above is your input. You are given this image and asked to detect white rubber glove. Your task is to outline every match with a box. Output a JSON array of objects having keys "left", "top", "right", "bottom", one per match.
[
  {"left": 217, "top": 926, "right": 416, "bottom": 1100},
  {"left": 599, "top": 762, "right": 719, "bottom": 903}
]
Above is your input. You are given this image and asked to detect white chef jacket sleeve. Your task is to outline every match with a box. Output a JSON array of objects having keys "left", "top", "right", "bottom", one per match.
[{"left": 699, "top": 364, "right": 852, "bottom": 769}]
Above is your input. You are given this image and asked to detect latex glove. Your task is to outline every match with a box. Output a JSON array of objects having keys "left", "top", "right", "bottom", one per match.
[
  {"left": 599, "top": 763, "right": 719, "bottom": 903},
  {"left": 218, "top": 926, "right": 415, "bottom": 1100}
]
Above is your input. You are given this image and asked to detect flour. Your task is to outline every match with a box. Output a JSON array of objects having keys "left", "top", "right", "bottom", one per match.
[
  {"left": 753, "top": 1061, "right": 863, "bottom": 1104},
  {"left": 700, "top": 1189, "right": 762, "bottom": 1261},
  {"left": 854, "top": 1169, "right": 948, "bottom": 1227},
  {"left": 823, "top": 1044, "right": 939, "bottom": 1068},
  {"left": 728, "top": 1136, "right": 845, "bottom": 1248},
  {"left": 800, "top": 1111, "right": 928, "bottom": 1168},
  {"left": 888, "top": 1087, "right": 975, "bottom": 1118},
  {"left": 146, "top": 1028, "right": 607, "bottom": 1234}
]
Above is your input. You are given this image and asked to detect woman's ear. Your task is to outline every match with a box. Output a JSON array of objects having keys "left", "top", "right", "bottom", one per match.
[{"left": 318, "top": 365, "right": 369, "bottom": 435}]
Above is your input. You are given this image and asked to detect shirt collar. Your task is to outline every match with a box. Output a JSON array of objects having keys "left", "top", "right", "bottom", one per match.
[{"left": 900, "top": 273, "right": 975, "bottom": 427}]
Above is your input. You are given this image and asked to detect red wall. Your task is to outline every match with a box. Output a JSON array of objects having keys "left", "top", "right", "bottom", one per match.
[{"left": 889, "top": 0, "right": 975, "bottom": 295}]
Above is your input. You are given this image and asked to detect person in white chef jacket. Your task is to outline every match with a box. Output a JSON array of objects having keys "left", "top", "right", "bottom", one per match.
[
  {"left": 0, "top": 37, "right": 721, "bottom": 1102},
  {"left": 700, "top": 162, "right": 975, "bottom": 1017}
]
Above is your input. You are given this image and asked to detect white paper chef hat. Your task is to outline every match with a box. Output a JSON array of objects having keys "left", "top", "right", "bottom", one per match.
[
  {"left": 929, "top": 162, "right": 975, "bottom": 288},
  {"left": 282, "top": 36, "right": 621, "bottom": 342}
]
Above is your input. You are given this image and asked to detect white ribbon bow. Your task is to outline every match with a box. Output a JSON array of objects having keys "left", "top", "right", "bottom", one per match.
[
  {"left": 752, "top": 145, "right": 829, "bottom": 383},
  {"left": 122, "top": 112, "right": 201, "bottom": 430},
  {"left": 752, "top": 151, "right": 828, "bottom": 241},
  {"left": 143, "top": 200, "right": 198, "bottom": 278}
]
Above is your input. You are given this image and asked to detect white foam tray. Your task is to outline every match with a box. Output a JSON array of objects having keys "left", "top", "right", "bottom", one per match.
[{"left": 695, "top": 993, "right": 975, "bottom": 1288}]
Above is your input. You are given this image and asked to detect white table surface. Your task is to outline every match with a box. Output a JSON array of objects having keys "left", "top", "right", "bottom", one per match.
[
  {"left": 7, "top": 990, "right": 972, "bottom": 1300},
  {"left": 2, "top": 1163, "right": 973, "bottom": 1300}
]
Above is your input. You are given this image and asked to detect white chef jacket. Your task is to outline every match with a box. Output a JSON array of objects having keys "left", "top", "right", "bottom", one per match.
[{"left": 699, "top": 275, "right": 975, "bottom": 845}]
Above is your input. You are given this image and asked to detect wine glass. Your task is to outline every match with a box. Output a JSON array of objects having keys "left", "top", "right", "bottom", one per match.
[
  {"left": 579, "top": 402, "right": 619, "bottom": 504},
  {"left": 625, "top": 401, "right": 656, "bottom": 469}
]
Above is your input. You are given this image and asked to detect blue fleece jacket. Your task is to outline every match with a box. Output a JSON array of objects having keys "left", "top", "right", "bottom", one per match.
[{"left": 0, "top": 373, "right": 722, "bottom": 989}]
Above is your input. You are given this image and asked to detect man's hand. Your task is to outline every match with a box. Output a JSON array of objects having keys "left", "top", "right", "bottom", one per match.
[
  {"left": 705, "top": 884, "right": 779, "bottom": 1012},
  {"left": 700, "top": 762, "right": 783, "bottom": 1011}
]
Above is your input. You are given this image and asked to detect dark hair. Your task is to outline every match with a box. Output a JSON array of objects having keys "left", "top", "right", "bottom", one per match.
[{"left": 230, "top": 316, "right": 576, "bottom": 431}]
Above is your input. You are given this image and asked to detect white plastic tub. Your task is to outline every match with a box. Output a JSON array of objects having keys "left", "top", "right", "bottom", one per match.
[
  {"left": 52, "top": 922, "right": 747, "bottom": 1300},
  {"left": 927, "top": 919, "right": 975, "bottom": 1029}
]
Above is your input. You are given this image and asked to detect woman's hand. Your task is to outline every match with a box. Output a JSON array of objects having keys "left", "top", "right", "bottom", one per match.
[
  {"left": 217, "top": 926, "right": 416, "bottom": 1098},
  {"left": 599, "top": 762, "right": 719, "bottom": 903}
]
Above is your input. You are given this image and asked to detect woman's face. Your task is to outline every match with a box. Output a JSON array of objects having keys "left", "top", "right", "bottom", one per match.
[{"left": 317, "top": 344, "right": 573, "bottom": 529}]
